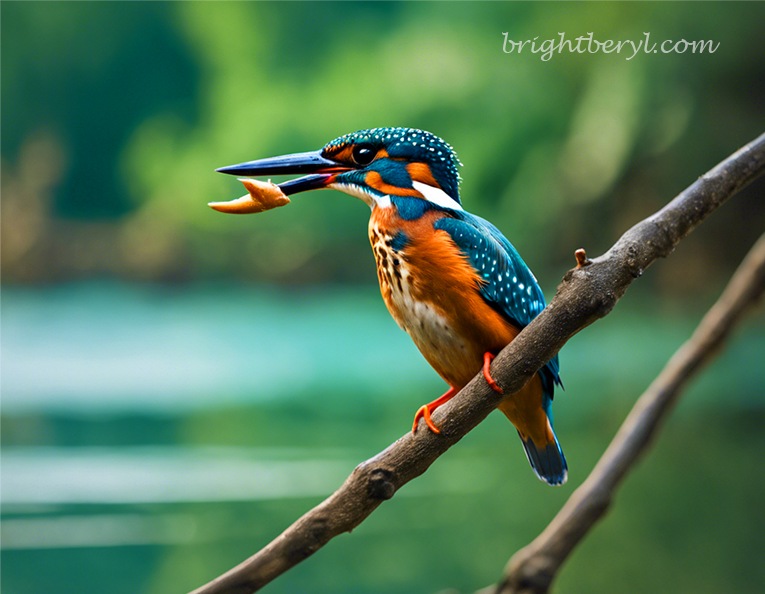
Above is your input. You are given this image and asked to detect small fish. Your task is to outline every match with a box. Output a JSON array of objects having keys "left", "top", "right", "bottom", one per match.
[{"left": 209, "top": 178, "right": 291, "bottom": 214}]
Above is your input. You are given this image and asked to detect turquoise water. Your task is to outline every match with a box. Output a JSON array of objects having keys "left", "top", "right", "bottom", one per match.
[
  {"left": 2, "top": 282, "right": 764, "bottom": 594},
  {"left": 5, "top": 282, "right": 762, "bottom": 414}
]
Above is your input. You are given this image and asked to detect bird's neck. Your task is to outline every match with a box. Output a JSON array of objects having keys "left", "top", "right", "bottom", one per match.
[{"left": 374, "top": 195, "right": 439, "bottom": 221}]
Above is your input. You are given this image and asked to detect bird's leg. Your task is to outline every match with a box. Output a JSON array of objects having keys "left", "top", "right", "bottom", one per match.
[
  {"left": 482, "top": 352, "right": 504, "bottom": 394},
  {"left": 412, "top": 386, "right": 458, "bottom": 434}
]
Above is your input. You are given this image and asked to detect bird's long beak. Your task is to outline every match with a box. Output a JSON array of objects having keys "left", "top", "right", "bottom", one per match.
[{"left": 215, "top": 150, "right": 350, "bottom": 196}]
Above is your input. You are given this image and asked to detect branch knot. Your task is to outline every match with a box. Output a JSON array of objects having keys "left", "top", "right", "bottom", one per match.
[{"left": 367, "top": 468, "right": 396, "bottom": 500}]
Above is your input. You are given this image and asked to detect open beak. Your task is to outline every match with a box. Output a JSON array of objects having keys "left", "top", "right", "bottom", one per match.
[{"left": 215, "top": 150, "right": 350, "bottom": 196}]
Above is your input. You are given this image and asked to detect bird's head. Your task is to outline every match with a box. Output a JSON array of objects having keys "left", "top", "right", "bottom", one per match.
[{"left": 215, "top": 127, "right": 463, "bottom": 212}]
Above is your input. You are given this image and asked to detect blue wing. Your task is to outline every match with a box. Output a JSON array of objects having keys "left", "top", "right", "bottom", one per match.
[{"left": 434, "top": 212, "right": 562, "bottom": 399}]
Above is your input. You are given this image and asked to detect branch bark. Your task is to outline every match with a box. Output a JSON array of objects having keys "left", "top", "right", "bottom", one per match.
[
  {"left": 189, "top": 132, "right": 765, "bottom": 594},
  {"left": 494, "top": 231, "right": 765, "bottom": 594}
]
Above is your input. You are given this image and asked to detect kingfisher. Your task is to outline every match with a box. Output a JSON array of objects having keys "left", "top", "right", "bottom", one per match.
[{"left": 214, "top": 127, "right": 567, "bottom": 485}]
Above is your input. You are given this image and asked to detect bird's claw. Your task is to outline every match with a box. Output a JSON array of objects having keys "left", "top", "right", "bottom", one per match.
[
  {"left": 411, "top": 386, "right": 458, "bottom": 434},
  {"left": 483, "top": 352, "right": 504, "bottom": 394},
  {"left": 412, "top": 404, "right": 441, "bottom": 434}
]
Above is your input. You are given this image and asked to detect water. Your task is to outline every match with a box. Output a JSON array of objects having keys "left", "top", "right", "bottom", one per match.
[{"left": 2, "top": 282, "right": 763, "bottom": 594}]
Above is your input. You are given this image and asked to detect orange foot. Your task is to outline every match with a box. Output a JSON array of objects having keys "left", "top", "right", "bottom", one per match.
[
  {"left": 412, "top": 386, "right": 458, "bottom": 434},
  {"left": 483, "top": 352, "right": 504, "bottom": 394}
]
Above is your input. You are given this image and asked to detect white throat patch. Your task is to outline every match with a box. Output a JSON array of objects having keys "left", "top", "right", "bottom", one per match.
[
  {"left": 329, "top": 182, "right": 391, "bottom": 210},
  {"left": 328, "top": 180, "right": 461, "bottom": 212}
]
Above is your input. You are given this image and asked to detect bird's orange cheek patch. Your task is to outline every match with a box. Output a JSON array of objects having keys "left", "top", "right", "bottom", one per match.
[
  {"left": 365, "top": 171, "right": 421, "bottom": 197},
  {"left": 208, "top": 179, "right": 291, "bottom": 214},
  {"left": 406, "top": 162, "right": 440, "bottom": 188},
  {"left": 326, "top": 145, "right": 354, "bottom": 163}
]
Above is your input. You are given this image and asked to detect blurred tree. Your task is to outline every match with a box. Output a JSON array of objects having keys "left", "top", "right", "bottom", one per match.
[{"left": 2, "top": 2, "right": 764, "bottom": 292}]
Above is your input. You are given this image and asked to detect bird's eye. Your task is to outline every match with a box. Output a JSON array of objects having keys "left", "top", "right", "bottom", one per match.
[{"left": 352, "top": 144, "right": 376, "bottom": 166}]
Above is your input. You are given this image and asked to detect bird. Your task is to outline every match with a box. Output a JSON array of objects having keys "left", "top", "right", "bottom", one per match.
[{"left": 214, "top": 127, "right": 567, "bottom": 486}]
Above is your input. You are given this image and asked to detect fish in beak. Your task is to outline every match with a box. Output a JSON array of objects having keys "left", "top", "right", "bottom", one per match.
[{"left": 210, "top": 150, "right": 350, "bottom": 214}]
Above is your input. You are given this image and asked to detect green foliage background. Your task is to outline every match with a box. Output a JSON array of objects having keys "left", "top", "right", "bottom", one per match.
[{"left": 2, "top": 3, "right": 764, "bottom": 594}]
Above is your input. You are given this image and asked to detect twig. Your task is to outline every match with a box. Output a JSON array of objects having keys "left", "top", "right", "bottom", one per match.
[
  {"left": 494, "top": 231, "right": 765, "bottom": 594},
  {"left": 188, "top": 132, "right": 765, "bottom": 594},
  {"left": 574, "top": 248, "right": 590, "bottom": 268}
]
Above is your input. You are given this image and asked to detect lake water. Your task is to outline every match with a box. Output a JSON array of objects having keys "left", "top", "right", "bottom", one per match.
[{"left": 2, "top": 282, "right": 763, "bottom": 594}]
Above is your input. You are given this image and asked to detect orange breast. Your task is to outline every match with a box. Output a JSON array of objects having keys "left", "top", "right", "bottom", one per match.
[{"left": 369, "top": 206, "right": 521, "bottom": 388}]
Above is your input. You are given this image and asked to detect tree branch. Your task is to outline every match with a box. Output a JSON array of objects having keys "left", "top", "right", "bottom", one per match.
[
  {"left": 188, "top": 132, "right": 765, "bottom": 594},
  {"left": 494, "top": 231, "right": 765, "bottom": 594}
]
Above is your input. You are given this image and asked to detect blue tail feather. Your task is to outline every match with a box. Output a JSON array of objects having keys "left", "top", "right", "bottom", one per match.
[{"left": 519, "top": 429, "right": 568, "bottom": 486}]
